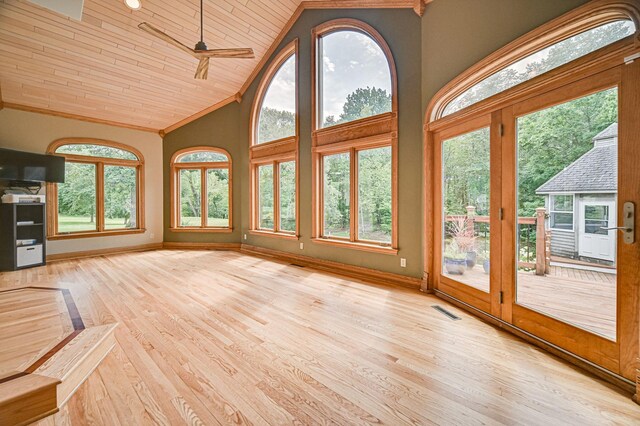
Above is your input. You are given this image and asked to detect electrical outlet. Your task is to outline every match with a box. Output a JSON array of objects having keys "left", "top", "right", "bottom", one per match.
[
  {"left": 400, "top": 258, "right": 407, "bottom": 268},
  {"left": 244, "top": 233, "right": 247, "bottom": 240},
  {"left": 300, "top": 242, "right": 304, "bottom": 250}
]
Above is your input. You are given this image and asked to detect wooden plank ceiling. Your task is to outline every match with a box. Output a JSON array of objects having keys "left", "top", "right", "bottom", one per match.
[{"left": 0, "top": 0, "right": 417, "bottom": 132}]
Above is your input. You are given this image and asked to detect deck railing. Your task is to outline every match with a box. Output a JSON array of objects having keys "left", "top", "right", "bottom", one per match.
[{"left": 445, "top": 206, "right": 550, "bottom": 276}]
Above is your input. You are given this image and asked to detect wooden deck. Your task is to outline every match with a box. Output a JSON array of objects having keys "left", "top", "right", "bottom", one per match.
[
  {"left": 0, "top": 250, "right": 637, "bottom": 424},
  {"left": 449, "top": 265, "right": 616, "bottom": 340}
]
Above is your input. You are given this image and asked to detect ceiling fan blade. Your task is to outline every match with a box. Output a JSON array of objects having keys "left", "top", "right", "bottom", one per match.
[
  {"left": 194, "top": 57, "right": 209, "bottom": 80},
  {"left": 138, "top": 22, "right": 196, "bottom": 58},
  {"left": 196, "top": 48, "right": 255, "bottom": 59}
]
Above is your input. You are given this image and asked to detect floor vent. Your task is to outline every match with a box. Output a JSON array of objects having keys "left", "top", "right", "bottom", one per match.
[
  {"left": 432, "top": 305, "right": 461, "bottom": 320},
  {"left": 290, "top": 263, "right": 306, "bottom": 268}
]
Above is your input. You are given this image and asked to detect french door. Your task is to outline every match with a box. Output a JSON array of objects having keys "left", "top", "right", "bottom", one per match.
[{"left": 433, "top": 66, "right": 639, "bottom": 380}]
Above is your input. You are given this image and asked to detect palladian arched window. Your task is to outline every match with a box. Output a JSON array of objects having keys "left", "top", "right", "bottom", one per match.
[
  {"left": 170, "top": 147, "right": 232, "bottom": 231},
  {"left": 47, "top": 139, "right": 144, "bottom": 238}
]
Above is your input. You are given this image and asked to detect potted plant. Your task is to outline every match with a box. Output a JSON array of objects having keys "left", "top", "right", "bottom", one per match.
[
  {"left": 444, "top": 242, "right": 467, "bottom": 275},
  {"left": 445, "top": 216, "right": 477, "bottom": 271}
]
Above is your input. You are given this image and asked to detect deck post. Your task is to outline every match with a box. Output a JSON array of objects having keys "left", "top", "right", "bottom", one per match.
[
  {"left": 465, "top": 205, "right": 476, "bottom": 236},
  {"left": 535, "top": 207, "right": 547, "bottom": 276}
]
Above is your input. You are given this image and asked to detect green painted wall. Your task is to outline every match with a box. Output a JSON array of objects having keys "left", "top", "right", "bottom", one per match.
[{"left": 164, "top": 1, "right": 591, "bottom": 278}]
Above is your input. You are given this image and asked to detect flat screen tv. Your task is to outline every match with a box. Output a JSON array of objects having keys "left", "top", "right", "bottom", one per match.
[{"left": 0, "top": 148, "right": 65, "bottom": 183}]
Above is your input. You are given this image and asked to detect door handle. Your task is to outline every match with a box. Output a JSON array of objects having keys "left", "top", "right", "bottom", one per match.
[{"left": 601, "top": 202, "right": 635, "bottom": 244}]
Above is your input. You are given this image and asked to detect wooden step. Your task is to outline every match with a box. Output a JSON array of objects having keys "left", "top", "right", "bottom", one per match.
[
  {"left": 35, "top": 323, "right": 117, "bottom": 406},
  {"left": 0, "top": 372, "right": 60, "bottom": 426}
]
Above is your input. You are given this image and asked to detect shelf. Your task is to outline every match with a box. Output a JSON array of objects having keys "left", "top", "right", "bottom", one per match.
[
  {"left": 17, "top": 223, "right": 43, "bottom": 227},
  {"left": 16, "top": 243, "right": 43, "bottom": 248}
]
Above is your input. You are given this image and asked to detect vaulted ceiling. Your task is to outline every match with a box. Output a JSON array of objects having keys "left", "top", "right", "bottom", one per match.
[{"left": 0, "top": 0, "right": 419, "bottom": 133}]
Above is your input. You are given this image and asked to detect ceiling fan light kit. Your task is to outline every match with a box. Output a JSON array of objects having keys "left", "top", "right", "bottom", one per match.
[{"left": 137, "top": 0, "right": 254, "bottom": 80}]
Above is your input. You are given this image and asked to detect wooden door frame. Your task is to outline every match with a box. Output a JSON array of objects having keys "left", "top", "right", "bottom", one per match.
[{"left": 432, "top": 114, "right": 503, "bottom": 317}]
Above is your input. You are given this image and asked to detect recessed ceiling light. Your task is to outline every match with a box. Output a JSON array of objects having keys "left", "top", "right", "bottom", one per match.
[{"left": 124, "top": 0, "right": 141, "bottom": 10}]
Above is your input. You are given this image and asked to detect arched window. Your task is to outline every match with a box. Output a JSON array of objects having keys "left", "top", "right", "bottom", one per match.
[
  {"left": 311, "top": 19, "right": 398, "bottom": 253},
  {"left": 47, "top": 139, "right": 144, "bottom": 238},
  {"left": 316, "top": 26, "right": 393, "bottom": 128},
  {"left": 249, "top": 39, "right": 299, "bottom": 238},
  {"left": 427, "top": 4, "right": 638, "bottom": 121},
  {"left": 170, "top": 147, "right": 232, "bottom": 231},
  {"left": 423, "top": 0, "right": 640, "bottom": 377}
]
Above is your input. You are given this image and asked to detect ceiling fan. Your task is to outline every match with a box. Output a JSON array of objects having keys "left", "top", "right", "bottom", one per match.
[{"left": 138, "top": 0, "right": 254, "bottom": 80}]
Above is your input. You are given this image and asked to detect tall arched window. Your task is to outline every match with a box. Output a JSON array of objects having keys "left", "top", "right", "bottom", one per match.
[
  {"left": 170, "top": 147, "right": 232, "bottom": 231},
  {"left": 47, "top": 139, "right": 144, "bottom": 239},
  {"left": 249, "top": 39, "right": 299, "bottom": 238},
  {"left": 311, "top": 19, "right": 398, "bottom": 254}
]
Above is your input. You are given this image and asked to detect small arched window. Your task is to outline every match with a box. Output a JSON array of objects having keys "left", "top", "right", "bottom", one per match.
[
  {"left": 256, "top": 54, "right": 296, "bottom": 145},
  {"left": 170, "top": 147, "right": 232, "bottom": 231},
  {"left": 47, "top": 139, "right": 144, "bottom": 238}
]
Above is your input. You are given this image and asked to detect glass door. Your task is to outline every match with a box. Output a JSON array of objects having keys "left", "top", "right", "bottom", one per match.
[
  {"left": 503, "top": 69, "right": 627, "bottom": 372},
  {"left": 434, "top": 115, "right": 501, "bottom": 316}
]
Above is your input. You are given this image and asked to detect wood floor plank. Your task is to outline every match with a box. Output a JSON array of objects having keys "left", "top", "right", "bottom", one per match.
[{"left": 2, "top": 250, "right": 640, "bottom": 425}]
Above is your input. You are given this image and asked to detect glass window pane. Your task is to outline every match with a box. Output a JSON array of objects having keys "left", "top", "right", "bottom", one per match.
[
  {"left": 179, "top": 169, "right": 202, "bottom": 227},
  {"left": 442, "top": 128, "right": 491, "bottom": 293},
  {"left": 552, "top": 194, "right": 574, "bottom": 211},
  {"left": 55, "top": 144, "right": 137, "bottom": 160},
  {"left": 178, "top": 151, "right": 228, "bottom": 163},
  {"left": 257, "top": 55, "right": 296, "bottom": 144},
  {"left": 57, "top": 162, "right": 97, "bottom": 233},
  {"left": 258, "top": 164, "right": 274, "bottom": 230},
  {"left": 279, "top": 161, "right": 296, "bottom": 232},
  {"left": 319, "top": 30, "right": 392, "bottom": 128},
  {"left": 551, "top": 212, "right": 573, "bottom": 230},
  {"left": 207, "top": 169, "right": 229, "bottom": 227},
  {"left": 517, "top": 87, "right": 618, "bottom": 340},
  {"left": 323, "top": 153, "right": 350, "bottom": 238},
  {"left": 357, "top": 146, "right": 391, "bottom": 243},
  {"left": 104, "top": 166, "right": 137, "bottom": 230},
  {"left": 444, "top": 20, "right": 634, "bottom": 116}
]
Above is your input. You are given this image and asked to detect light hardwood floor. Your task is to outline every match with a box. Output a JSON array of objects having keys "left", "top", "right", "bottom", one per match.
[{"left": 1, "top": 249, "right": 639, "bottom": 425}]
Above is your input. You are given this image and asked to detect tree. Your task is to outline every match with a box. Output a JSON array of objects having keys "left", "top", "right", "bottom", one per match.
[
  {"left": 258, "top": 107, "right": 295, "bottom": 143},
  {"left": 334, "top": 86, "right": 391, "bottom": 125},
  {"left": 57, "top": 162, "right": 96, "bottom": 222}
]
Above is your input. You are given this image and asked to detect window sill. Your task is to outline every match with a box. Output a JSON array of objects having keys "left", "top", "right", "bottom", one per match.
[
  {"left": 48, "top": 228, "right": 146, "bottom": 240},
  {"left": 311, "top": 238, "right": 397, "bottom": 255},
  {"left": 170, "top": 227, "right": 233, "bottom": 233},
  {"left": 249, "top": 230, "right": 299, "bottom": 240}
]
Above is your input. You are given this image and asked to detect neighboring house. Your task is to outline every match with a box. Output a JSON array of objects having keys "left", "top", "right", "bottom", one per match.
[{"left": 536, "top": 123, "right": 618, "bottom": 264}]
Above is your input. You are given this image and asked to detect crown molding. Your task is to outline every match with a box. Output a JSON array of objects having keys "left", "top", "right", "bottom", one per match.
[{"left": 2, "top": 102, "right": 160, "bottom": 133}]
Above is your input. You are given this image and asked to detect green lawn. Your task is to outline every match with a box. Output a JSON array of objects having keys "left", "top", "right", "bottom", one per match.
[
  {"left": 58, "top": 215, "right": 130, "bottom": 233},
  {"left": 180, "top": 216, "right": 229, "bottom": 227}
]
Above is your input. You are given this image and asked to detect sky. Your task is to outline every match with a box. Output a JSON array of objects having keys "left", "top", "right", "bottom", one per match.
[{"left": 260, "top": 30, "right": 392, "bottom": 121}]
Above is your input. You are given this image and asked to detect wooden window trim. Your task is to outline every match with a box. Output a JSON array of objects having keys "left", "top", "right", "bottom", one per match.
[
  {"left": 169, "top": 146, "right": 233, "bottom": 232},
  {"left": 249, "top": 39, "right": 300, "bottom": 238},
  {"left": 425, "top": 0, "right": 640, "bottom": 126},
  {"left": 311, "top": 19, "right": 398, "bottom": 252},
  {"left": 46, "top": 138, "right": 145, "bottom": 240}
]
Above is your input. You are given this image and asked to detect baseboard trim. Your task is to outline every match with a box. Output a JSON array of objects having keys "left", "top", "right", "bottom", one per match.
[
  {"left": 433, "top": 289, "right": 636, "bottom": 395},
  {"left": 162, "top": 242, "right": 241, "bottom": 250},
  {"left": 46, "top": 243, "right": 163, "bottom": 263},
  {"left": 239, "top": 244, "right": 423, "bottom": 290}
]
